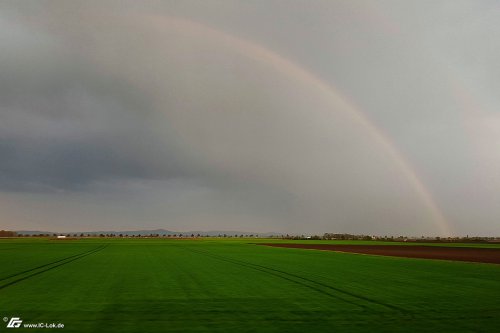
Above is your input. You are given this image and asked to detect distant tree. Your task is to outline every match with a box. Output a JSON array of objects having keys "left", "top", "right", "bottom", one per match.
[{"left": 0, "top": 230, "right": 17, "bottom": 237}]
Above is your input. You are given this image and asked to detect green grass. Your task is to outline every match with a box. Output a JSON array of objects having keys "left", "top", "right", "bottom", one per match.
[{"left": 0, "top": 238, "right": 499, "bottom": 332}]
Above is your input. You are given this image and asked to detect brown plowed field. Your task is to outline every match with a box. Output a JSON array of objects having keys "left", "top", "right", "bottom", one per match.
[{"left": 259, "top": 243, "right": 500, "bottom": 264}]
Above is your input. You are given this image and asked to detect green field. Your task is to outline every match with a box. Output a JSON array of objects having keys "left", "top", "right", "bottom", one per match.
[{"left": 1, "top": 238, "right": 499, "bottom": 332}]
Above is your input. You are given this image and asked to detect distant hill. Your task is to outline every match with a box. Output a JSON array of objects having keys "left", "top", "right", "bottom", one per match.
[
  {"left": 15, "top": 229, "right": 282, "bottom": 237},
  {"left": 15, "top": 230, "right": 55, "bottom": 236}
]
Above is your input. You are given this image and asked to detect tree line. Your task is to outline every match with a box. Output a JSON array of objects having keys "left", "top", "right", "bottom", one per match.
[{"left": 0, "top": 230, "right": 17, "bottom": 237}]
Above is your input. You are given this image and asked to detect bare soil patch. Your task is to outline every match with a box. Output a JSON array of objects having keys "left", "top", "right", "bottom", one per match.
[{"left": 259, "top": 243, "right": 500, "bottom": 264}]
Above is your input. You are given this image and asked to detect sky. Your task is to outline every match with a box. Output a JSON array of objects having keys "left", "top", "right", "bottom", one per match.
[{"left": 1, "top": 0, "right": 499, "bottom": 236}]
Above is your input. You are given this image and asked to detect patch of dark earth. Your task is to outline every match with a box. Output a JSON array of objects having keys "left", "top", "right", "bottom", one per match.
[{"left": 257, "top": 244, "right": 500, "bottom": 264}]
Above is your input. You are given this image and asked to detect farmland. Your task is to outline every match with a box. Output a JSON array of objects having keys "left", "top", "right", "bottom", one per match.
[{"left": 1, "top": 238, "right": 499, "bottom": 332}]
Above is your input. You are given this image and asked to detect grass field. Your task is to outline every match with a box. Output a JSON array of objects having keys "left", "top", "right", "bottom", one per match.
[{"left": 1, "top": 238, "right": 499, "bottom": 332}]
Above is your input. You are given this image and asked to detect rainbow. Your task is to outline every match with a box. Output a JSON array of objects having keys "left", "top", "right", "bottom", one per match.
[{"left": 143, "top": 15, "right": 453, "bottom": 236}]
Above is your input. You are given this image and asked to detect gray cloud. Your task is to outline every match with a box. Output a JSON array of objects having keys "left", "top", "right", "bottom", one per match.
[{"left": 1, "top": 1, "right": 499, "bottom": 236}]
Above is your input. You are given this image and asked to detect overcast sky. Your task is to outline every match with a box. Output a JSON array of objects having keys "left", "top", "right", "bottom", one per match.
[{"left": 1, "top": 0, "right": 499, "bottom": 236}]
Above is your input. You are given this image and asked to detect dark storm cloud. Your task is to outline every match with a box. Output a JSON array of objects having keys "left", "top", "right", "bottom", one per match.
[
  {"left": 1, "top": 1, "right": 499, "bottom": 236},
  {"left": 0, "top": 22, "right": 193, "bottom": 192},
  {"left": 0, "top": 136, "right": 185, "bottom": 192},
  {"left": 0, "top": 70, "right": 186, "bottom": 191}
]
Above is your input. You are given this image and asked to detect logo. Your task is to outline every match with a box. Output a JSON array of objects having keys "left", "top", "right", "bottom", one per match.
[
  {"left": 6, "top": 317, "right": 22, "bottom": 328},
  {"left": 3, "top": 316, "right": 64, "bottom": 329}
]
